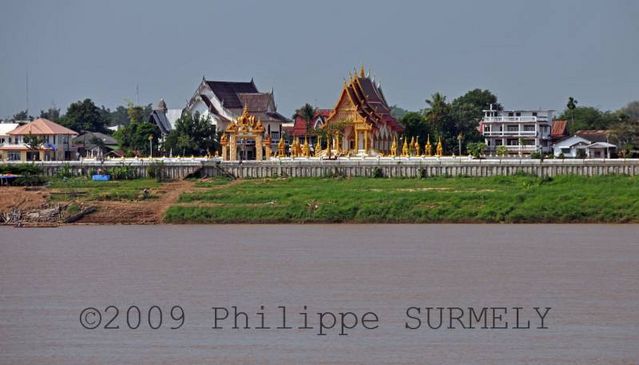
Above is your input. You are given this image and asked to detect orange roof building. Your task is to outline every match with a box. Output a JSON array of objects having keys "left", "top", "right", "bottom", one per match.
[
  {"left": 9, "top": 118, "right": 78, "bottom": 136},
  {"left": 1, "top": 118, "right": 79, "bottom": 161},
  {"left": 323, "top": 66, "right": 403, "bottom": 156}
]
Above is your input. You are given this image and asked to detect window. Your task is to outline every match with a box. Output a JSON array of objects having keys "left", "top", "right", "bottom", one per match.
[
  {"left": 532, "top": 112, "right": 538, "bottom": 117},
  {"left": 508, "top": 112, "right": 514, "bottom": 117},
  {"left": 8, "top": 152, "right": 20, "bottom": 161},
  {"left": 507, "top": 139, "right": 519, "bottom": 146},
  {"left": 495, "top": 139, "right": 503, "bottom": 146},
  {"left": 515, "top": 112, "right": 521, "bottom": 117},
  {"left": 523, "top": 125, "right": 535, "bottom": 131},
  {"left": 484, "top": 125, "right": 491, "bottom": 132},
  {"left": 270, "top": 131, "right": 280, "bottom": 140},
  {"left": 506, "top": 125, "right": 518, "bottom": 132}
]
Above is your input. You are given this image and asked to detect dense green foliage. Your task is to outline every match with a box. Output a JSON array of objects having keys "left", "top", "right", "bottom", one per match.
[
  {"left": 397, "top": 89, "right": 500, "bottom": 155},
  {"left": 165, "top": 175, "right": 639, "bottom": 223},
  {"left": 163, "top": 112, "right": 217, "bottom": 156},
  {"left": 0, "top": 164, "right": 45, "bottom": 185},
  {"left": 113, "top": 104, "right": 161, "bottom": 156},
  {"left": 60, "top": 99, "right": 111, "bottom": 133}
]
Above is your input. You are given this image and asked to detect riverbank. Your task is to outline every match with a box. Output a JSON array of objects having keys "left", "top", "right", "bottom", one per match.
[
  {"left": 2, "top": 175, "right": 638, "bottom": 225},
  {"left": 165, "top": 175, "right": 639, "bottom": 223}
]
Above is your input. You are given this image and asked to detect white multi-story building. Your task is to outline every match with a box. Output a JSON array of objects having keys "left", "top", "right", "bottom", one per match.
[{"left": 480, "top": 106, "right": 554, "bottom": 155}]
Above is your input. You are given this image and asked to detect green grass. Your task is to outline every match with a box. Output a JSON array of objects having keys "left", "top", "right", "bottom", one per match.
[
  {"left": 164, "top": 175, "right": 639, "bottom": 223},
  {"left": 49, "top": 178, "right": 160, "bottom": 202}
]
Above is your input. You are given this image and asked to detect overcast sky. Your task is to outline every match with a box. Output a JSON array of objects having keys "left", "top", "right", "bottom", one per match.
[{"left": 1, "top": 0, "right": 638, "bottom": 119}]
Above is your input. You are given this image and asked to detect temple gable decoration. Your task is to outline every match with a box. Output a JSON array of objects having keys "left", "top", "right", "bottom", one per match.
[
  {"left": 221, "top": 106, "right": 267, "bottom": 161},
  {"left": 322, "top": 66, "right": 404, "bottom": 157}
]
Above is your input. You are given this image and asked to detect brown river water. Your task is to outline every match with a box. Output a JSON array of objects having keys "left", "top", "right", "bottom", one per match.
[{"left": 1, "top": 224, "right": 638, "bottom": 365}]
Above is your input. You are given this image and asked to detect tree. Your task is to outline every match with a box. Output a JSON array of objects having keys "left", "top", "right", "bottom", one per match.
[
  {"left": 467, "top": 142, "right": 486, "bottom": 159},
  {"left": 61, "top": 99, "right": 110, "bottom": 133},
  {"left": 621, "top": 100, "right": 639, "bottom": 121},
  {"left": 163, "top": 112, "right": 217, "bottom": 156},
  {"left": 424, "top": 92, "right": 450, "bottom": 137},
  {"left": 390, "top": 105, "right": 409, "bottom": 119},
  {"left": 295, "top": 103, "right": 317, "bottom": 137},
  {"left": 496, "top": 145, "right": 508, "bottom": 158},
  {"left": 399, "top": 112, "right": 429, "bottom": 144},
  {"left": 448, "top": 89, "right": 501, "bottom": 153},
  {"left": 12, "top": 110, "right": 32, "bottom": 121},
  {"left": 113, "top": 104, "right": 161, "bottom": 156},
  {"left": 557, "top": 106, "right": 618, "bottom": 134},
  {"left": 39, "top": 107, "right": 61, "bottom": 122},
  {"left": 23, "top": 132, "right": 45, "bottom": 161},
  {"left": 567, "top": 97, "right": 578, "bottom": 128}
]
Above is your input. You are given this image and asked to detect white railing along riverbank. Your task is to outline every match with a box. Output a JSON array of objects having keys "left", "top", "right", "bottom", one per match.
[{"left": 2, "top": 157, "right": 639, "bottom": 179}]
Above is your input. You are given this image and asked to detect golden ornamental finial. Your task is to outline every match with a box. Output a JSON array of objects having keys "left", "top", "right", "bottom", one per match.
[
  {"left": 241, "top": 104, "right": 249, "bottom": 117},
  {"left": 359, "top": 65, "right": 365, "bottom": 78}
]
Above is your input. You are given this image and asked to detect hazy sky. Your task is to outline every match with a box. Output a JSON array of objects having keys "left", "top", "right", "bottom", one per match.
[{"left": 1, "top": 0, "right": 638, "bottom": 119}]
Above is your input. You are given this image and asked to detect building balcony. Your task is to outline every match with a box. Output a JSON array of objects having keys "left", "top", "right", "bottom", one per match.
[
  {"left": 482, "top": 116, "right": 549, "bottom": 123},
  {"left": 483, "top": 130, "right": 538, "bottom": 137}
]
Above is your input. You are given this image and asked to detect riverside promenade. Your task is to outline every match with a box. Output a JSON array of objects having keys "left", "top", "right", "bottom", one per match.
[{"left": 3, "top": 157, "right": 639, "bottom": 179}]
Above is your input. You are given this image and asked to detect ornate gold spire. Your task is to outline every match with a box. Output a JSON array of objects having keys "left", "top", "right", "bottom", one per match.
[
  {"left": 436, "top": 136, "right": 443, "bottom": 157},
  {"left": 402, "top": 137, "right": 409, "bottom": 157},
  {"left": 241, "top": 104, "right": 250, "bottom": 118},
  {"left": 390, "top": 135, "right": 397, "bottom": 157},
  {"left": 359, "top": 65, "right": 365, "bottom": 78}
]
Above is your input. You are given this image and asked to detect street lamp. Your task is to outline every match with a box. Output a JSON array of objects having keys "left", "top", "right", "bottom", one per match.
[
  {"left": 148, "top": 134, "right": 153, "bottom": 158},
  {"left": 457, "top": 132, "right": 463, "bottom": 156}
]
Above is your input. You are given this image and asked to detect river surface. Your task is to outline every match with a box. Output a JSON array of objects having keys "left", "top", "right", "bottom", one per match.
[{"left": 1, "top": 225, "right": 638, "bottom": 365}]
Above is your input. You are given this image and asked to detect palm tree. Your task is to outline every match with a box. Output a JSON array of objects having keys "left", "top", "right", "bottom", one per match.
[
  {"left": 567, "top": 97, "right": 578, "bottom": 130},
  {"left": 296, "top": 103, "right": 317, "bottom": 139},
  {"left": 424, "top": 92, "right": 449, "bottom": 137}
]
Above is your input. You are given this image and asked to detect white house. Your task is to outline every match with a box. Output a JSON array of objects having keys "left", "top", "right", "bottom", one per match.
[
  {"left": 553, "top": 130, "right": 616, "bottom": 158},
  {"left": 480, "top": 105, "right": 554, "bottom": 155},
  {"left": 0, "top": 118, "right": 78, "bottom": 161}
]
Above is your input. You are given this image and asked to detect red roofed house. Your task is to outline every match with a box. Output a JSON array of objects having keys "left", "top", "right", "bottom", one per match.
[
  {"left": 1, "top": 118, "right": 79, "bottom": 161},
  {"left": 292, "top": 109, "right": 331, "bottom": 138},
  {"left": 551, "top": 120, "right": 569, "bottom": 142}
]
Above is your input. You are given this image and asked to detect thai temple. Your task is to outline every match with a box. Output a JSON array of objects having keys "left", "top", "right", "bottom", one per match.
[
  {"left": 321, "top": 66, "right": 403, "bottom": 156},
  {"left": 185, "top": 78, "right": 289, "bottom": 160}
]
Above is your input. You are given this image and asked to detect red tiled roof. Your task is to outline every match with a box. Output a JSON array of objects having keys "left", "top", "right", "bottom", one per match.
[
  {"left": 292, "top": 109, "right": 331, "bottom": 137},
  {"left": 551, "top": 120, "right": 568, "bottom": 138},
  {"left": 9, "top": 118, "right": 78, "bottom": 136},
  {"left": 575, "top": 130, "right": 610, "bottom": 143}
]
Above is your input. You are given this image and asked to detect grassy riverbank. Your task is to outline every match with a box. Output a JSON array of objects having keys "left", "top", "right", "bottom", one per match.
[{"left": 164, "top": 175, "right": 639, "bottom": 223}]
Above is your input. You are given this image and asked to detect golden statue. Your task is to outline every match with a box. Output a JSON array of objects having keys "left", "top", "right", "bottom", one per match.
[
  {"left": 401, "top": 137, "right": 409, "bottom": 157},
  {"left": 425, "top": 134, "right": 432, "bottom": 157},
  {"left": 315, "top": 136, "right": 322, "bottom": 157},
  {"left": 414, "top": 136, "right": 420, "bottom": 156},
  {"left": 436, "top": 136, "right": 443, "bottom": 157},
  {"left": 390, "top": 135, "right": 397, "bottom": 157},
  {"left": 303, "top": 136, "right": 310, "bottom": 157},
  {"left": 278, "top": 136, "right": 286, "bottom": 157}
]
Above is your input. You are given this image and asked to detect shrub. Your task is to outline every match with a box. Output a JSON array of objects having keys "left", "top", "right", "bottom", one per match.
[
  {"left": 147, "top": 161, "right": 165, "bottom": 181},
  {"left": 372, "top": 167, "right": 384, "bottom": 178},
  {"left": 467, "top": 142, "right": 486, "bottom": 159},
  {"left": 576, "top": 149, "right": 587, "bottom": 159},
  {"left": 0, "top": 164, "right": 43, "bottom": 176},
  {"left": 55, "top": 163, "right": 74, "bottom": 179},
  {"left": 108, "top": 165, "right": 137, "bottom": 180}
]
